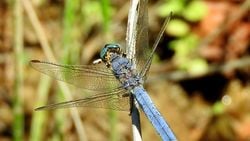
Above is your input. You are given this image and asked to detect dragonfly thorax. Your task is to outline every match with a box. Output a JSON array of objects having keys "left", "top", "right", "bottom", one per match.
[
  {"left": 100, "top": 43, "right": 142, "bottom": 90},
  {"left": 109, "top": 52, "right": 142, "bottom": 90}
]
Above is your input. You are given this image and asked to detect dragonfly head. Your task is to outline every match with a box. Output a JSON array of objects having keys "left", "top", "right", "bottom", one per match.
[{"left": 100, "top": 44, "right": 121, "bottom": 66}]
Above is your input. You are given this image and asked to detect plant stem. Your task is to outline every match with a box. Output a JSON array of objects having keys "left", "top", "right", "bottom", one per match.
[
  {"left": 29, "top": 76, "right": 51, "bottom": 141},
  {"left": 13, "top": 0, "right": 24, "bottom": 140}
]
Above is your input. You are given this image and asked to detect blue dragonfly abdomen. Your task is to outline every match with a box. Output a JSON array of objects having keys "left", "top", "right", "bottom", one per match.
[{"left": 133, "top": 86, "right": 177, "bottom": 141}]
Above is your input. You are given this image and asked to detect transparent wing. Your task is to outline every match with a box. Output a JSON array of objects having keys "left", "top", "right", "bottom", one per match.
[
  {"left": 35, "top": 88, "right": 130, "bottom": 111},
  {"left": 139, "top": 13, "right": 172, "bottom": 80},
  {"left": 30, "top": 60, "right": 122, "bottom": 91},
  {"left": 135, "top": 0, "right": 151, "bottom": 78}
]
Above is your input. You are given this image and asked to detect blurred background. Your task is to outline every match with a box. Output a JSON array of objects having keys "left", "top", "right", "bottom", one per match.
[{"left": 0, "top": 0, "right": 250, "bottom": 141}]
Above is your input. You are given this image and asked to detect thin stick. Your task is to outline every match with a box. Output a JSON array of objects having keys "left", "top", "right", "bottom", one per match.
[
  {"left": 21, "top": 0, "right": 87, "bottom": 140},
  {"left": 126, "top": 0, "right": 139, "bottom": 61},
  {"left": 126, "top": 0, "right": 142, "bottom": 140},
  {"left": 131, "top": 96, "right": 142, "bottom": 141}
]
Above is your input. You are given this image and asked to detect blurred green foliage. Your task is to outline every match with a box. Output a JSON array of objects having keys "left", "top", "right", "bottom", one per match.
[
  {"left": 82, "top": 1, "right": 102, "bottom": 33},
  {"left": 183, "top": 1, "right": 207, "bottom": 22},
  {"left": 167, "top": 19, "right": 190, "bottom": 37},
  {"left": 169, "top": 34, "right": 208, "bottom": 75},
  {"left": 157, "top": 0, "right": 208, "bottom": 74},
  {"left": 157, "top": 0, "right": 207, "bottom": 22},
  {"left": 212, "top": 102, "right": 225, "bottom": 115}
]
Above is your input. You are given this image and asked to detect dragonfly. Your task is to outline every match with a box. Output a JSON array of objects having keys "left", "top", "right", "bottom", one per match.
[{"left": 30, "top": 0, "right": 177, "bottom": 141}]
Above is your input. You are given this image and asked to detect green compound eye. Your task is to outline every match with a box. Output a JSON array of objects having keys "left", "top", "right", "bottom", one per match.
[{"left": 100, "top": 44, "right": 120, "bottom": 61}]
